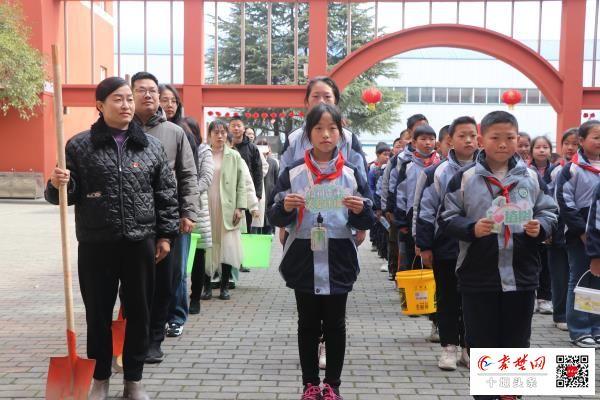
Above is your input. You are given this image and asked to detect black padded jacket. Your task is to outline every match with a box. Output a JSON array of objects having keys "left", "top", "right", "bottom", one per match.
[{"left": 45, "top": 117, "right": 179, "bottom": 243}]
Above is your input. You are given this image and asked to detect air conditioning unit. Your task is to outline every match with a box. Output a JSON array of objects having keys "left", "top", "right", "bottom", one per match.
[{"left": 0, "top": 170, "right": 44, "bottom": 199}]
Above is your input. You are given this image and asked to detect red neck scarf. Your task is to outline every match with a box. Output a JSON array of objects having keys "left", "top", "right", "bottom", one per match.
[
  {"left": 414, "top": 151, "right": 441, "bottom": 167},
  {"left": 571, "top": 152, "right": 600, "bottom": 174},
  {"left": 297, "top": 150, "right": 345, "bottom": 230},
  {"left": 484, "top": 176, "right": 518, "bottom": 248}
]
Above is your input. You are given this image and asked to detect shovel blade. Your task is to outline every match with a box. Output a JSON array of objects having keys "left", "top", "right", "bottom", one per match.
[
  {"left": 111, "top": 319, "right": 126, "bottom": 357},
  {"left": 46, "top": 355, "right": 95, "bottom": 400}
]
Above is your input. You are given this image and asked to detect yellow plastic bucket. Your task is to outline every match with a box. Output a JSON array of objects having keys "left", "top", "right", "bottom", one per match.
[{"left": 395, "top": 266, "right": 437, "bottom": 315}]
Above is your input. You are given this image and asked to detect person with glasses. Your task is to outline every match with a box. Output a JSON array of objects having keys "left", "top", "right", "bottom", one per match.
[
  {"left": 158, "top": 83, "right": 202, "bottom": 337},
  {"left": 201, "top": 120, "right": 247, "bottom": 301},
  {"left": 131, "top": 71, "right": 199, "bottom": 362}
]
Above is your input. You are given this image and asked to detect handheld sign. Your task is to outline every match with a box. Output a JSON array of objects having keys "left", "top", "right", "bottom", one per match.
[
  {"left": 304, "top": 184, "right": 350, "bottom": 213},
  {"left": 486, "top": 197, "right": 533, "bottom": 233}
]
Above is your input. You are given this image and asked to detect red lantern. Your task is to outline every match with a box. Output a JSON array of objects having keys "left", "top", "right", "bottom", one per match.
[
  {"left": 253, "top": 112, "right": 260, "bottom": 119},
  {"left": 261, "top": 112, "right": 268, "bottom": 119},
  {"left": 592, "top": 113, "right": 596, "bottom": 118},
  {"left": 279, "top": 112, "right": 286, "bottom": 118},
  {"left": 584, "top": 112, "right": 589, "bottom": 118},
  {"left": 289, "top": 111, "right": 295, "bottom": 117},
  {"left": 233, "top": 112, "right": 239, "bottom": 117},
  {"left": 501, "top": 89, "right": 522, "bottom": 110},
  {"left": 270, "top": 112, "right": 277, "bottom": 119},
  {"left": 207, "top": 111, "right": 214, "bottom": 116},
  {"left": 298, "top": 111, "right": 305, "bottom": 118},
  {"left": 245, "top": 112, "right": 252, "bottom": 118},
  {"left": 361, "top": 87, "right": 383, "bottom": 111},
  {"left": 225, "top": 112, "right": 231, "bottom": 118}
]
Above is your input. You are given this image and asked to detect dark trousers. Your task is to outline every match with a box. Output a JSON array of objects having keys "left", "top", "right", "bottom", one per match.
[
  {"left": 547, "top": 245, "right": 569, "bottom": 323},
  {"left": 190, "top": 248, "right": 207, "bottom": 301},
  {"left": 149, "top": 235, "right": 179, "bottom": 345},
  {"left": 433, "top": 259, "right": 465, "bottom": 347},
  {"left": 537, "top": 243, "right": 552, "bottom": 300},
  {"left": 462, "top": 290, "right": 535, "bottom": 400},
  {"left": 295, "top": 291, "right": 348, "bottom": 388},
  {"left": 462, "top": 290, "right": 535, "bottom": 348},
  {"left": 387, "top": 225, "right": 399, "bottom": 274},
  {"left": 78, "top": 238, "right": 155, "bottom": 381}
]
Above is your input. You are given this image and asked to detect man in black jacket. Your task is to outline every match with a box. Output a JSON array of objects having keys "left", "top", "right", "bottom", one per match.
[{"left": 229, "top": 117, "right": 263, "bottom": 272}]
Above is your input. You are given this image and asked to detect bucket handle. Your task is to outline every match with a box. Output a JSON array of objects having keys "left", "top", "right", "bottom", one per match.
[
  {"left": 410, "top": 256, "right": 426, "bottom": 270},
  {"left": 575, "top": 270, "right": 600, "bottom": 290}
]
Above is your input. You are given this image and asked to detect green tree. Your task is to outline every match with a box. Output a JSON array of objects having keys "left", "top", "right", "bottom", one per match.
[
  {"left": 0, "top": 1, "right": 45, "bottom": 119},
  {"left": 205, "top": 2, "right": 401, "bottom": 136}
]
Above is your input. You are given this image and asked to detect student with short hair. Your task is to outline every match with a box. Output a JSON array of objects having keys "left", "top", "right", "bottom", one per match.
[
  {"left": 414, "top": 116, "right": 479, "bottom": 371},
  {"left": 437, "top": 125, "right": 451, "bottom": 160},
  {"left": 441, "top": 112, "right": 557, "bottom": 398}
]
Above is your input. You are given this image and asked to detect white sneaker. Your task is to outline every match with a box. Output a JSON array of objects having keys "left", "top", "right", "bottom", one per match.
[
  {"left": 380, "top": 263, "right": 388, "bottom": 272},
  {"left": 318, "top": 342, "right": 326, "bottom": 370},
  {"left": 537, "top": 299, "right": 553, "bottom": 315},
  {"left": 427, "top": 322, "right": 440, "bottom": 343},
  {"left": 458, "top": 347, "right": 470, "bottom": 369},
  {"left": 555, "top": 322, "right": 568, "bottom": 331},
  {"left": 438, "top": 345, "right": 458, "bottom": 371}
]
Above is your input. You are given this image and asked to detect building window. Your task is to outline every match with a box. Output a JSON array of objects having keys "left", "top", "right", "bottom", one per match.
[
  {"left": 420, "top": 87, "right": 433, "bottom": 103},
  {"left": 448, "top": 88, "right": 460, "bottom": 103},
  {"left": 460, "top": 88, "right": 473, "bottom": 103},
  {"left": 434, "top": 87, "right": 447, "bottom": 103},
  {"left": 540, "top": 94, "right": 549, "bottom": 104},
  {"left": 474, "top": 88, "right": 486, "bottom": 104},
  {"left": 100, "top": 66, "right": 107, "bottom": 81},
  {"left": 407, "top": 87, "right": 420, "bottom": 102},
  {"left": 526, "top": 88, "right": 540, "bottom": 105},
  {"left": 487, "top": 88, "right": 500, "bottom": 104}
]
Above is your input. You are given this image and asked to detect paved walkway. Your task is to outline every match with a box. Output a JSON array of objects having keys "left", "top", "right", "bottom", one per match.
[{"left": 0, "top": 200, "right": 598, "bottom": 399}]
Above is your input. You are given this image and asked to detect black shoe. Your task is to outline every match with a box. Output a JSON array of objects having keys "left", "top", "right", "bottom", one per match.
[
  {"left": 240, "top": 266, "right": 250, "bottom": 273},
  {"left": 228, "top": 281, "right": 236, "bottom": 289},
  {"left": 189, "top": 299, "right": 200, "bottom": 314},
  {"left": 166, "top": 322, "right": 183, "bottom": 337},
  {"left": 201, "top": 275, "right": 213, "bottom": 300},
  {"left": 144, "top": 344, "right": 164, "bottom": 364},
  {"left": 219, "top": 288, "right": 231, "bottom": 300}
]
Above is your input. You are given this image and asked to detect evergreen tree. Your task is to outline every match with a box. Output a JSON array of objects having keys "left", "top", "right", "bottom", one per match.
[
  {"left": 0, "top": 1, "right": 45, "bottom": 119},
  {"left": 205, "top": 2, "right": 401, "bottom": 137}
]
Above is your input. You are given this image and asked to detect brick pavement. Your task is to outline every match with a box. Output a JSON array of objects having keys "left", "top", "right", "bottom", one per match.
[{"left": 0, "top": 200, "right": 598, "bottom": 399}]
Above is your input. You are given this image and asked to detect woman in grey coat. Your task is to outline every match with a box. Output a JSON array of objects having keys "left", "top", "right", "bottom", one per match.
[{"left": 181, "top": 117, "right": 214, "bottom": 314}]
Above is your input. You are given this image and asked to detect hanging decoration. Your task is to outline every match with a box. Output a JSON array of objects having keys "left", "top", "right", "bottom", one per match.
[
  {"left": 361, "top": 87, "right": 383, "bottom": 111},
  {"left": 501, "top": 89, "right": 523, "bottom": 110},
  {"left": 205, "top": 110, "right": 306, "bottom": 120}
]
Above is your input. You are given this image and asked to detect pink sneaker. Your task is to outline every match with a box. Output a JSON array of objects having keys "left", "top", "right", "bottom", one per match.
[
  {"left": 301, "top": 383, "right": 322, "bottom": 400},
  {"left": 321, "top": 384, "right": 343, "bottom": 400}
]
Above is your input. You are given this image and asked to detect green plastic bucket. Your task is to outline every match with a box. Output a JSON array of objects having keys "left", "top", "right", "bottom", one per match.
[
  {"left": 241, "top": 234, "right": 273, "bottom": 268},
  {"left": 186, "top": 233, "right": 201, "bottom": 274}
]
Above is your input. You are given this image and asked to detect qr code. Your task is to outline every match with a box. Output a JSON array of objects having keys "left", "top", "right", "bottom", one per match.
[{"left": 556, "top": 355, "right": 589, "bottom": 388}]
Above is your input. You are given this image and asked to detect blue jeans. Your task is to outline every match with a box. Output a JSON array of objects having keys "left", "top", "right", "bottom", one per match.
[
  {"left": 547, "top": 246, "right": 569, "bottom": 323},
  {"left": 566, "top": 238, "right": 600, "bottom": 340},
  {"left": 167, "top": 233, "right": 190, "bottom": 326}
]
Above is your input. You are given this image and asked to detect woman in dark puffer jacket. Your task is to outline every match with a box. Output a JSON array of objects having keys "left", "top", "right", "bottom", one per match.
[{"left": 45, "top": 77, "right": 179, "bottom": 400}]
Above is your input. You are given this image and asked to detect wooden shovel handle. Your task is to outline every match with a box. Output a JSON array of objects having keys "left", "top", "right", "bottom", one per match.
[{"left": 51, "top": 45, "right": 76, "bottom": 338}]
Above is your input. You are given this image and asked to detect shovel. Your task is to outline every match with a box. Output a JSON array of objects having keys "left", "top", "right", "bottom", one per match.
[
  {"left": 46, "top": 44, "right": 96, "bottom": 400},
  {"left": 111, "top": 305, "right": 126, "bottom": 372}
]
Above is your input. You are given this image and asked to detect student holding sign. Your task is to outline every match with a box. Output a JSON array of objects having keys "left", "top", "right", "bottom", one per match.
[
  {"left": 267, "top": 103, "right": 374, "bottom": 400},
  {"left": 440, "top": 111, "right": 557, "bottom": 400}
]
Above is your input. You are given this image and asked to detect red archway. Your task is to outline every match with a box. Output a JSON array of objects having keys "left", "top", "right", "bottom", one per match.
[{"left": 330, "top": 24, "right": 563, "bottom": 112}]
